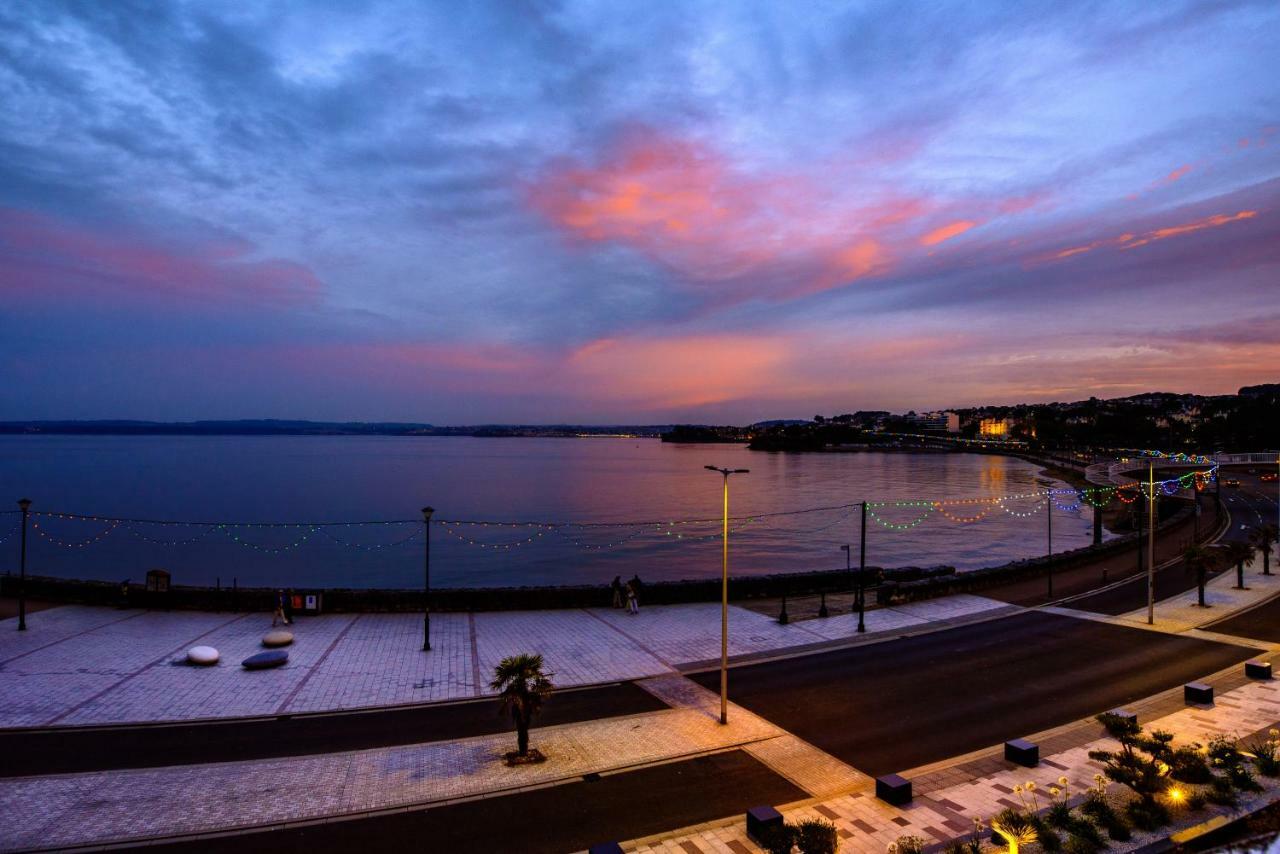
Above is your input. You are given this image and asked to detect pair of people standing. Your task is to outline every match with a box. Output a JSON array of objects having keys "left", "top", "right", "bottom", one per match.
[
  {"left": 272, "top": 588, "right": 294, "bottom": 627},
  {"left": 610, "top": 575, "right": 642, "bottom": 615}
]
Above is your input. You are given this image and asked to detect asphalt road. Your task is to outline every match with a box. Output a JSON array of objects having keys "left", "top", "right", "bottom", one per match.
[
  {"left": 1206, "top": 594, "right": 1280, "bottom": 643},
  {"left": 0, "top": 680, "right": 667, "bottom": 776},
  {"left": 147, "top": 749, "right": 806, "bottom": 854},
  {"left": 1067, "top": 476, "right": 1277, "bottom": 615},
  {"left": 690, "top": 610, "right": 1253, "bottom": 777}
]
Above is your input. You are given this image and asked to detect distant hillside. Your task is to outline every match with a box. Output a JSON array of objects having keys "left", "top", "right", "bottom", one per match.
[{"left": 0, "top": 420, "right": 673, "bottom": 438}]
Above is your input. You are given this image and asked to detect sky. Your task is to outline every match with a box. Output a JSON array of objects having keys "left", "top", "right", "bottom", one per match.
[{"left": 1, "top": 0, "right": 1278, "bottom": 424}]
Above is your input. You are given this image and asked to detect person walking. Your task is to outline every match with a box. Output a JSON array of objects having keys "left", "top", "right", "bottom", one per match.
[
  {"left": 610, "top": 576, "right": 624, "bottom": 608},
  {"left": 272, "top": 589, "right": 291, "bottom": 627},
  {"left": 284, "top": 588, "right": 296, "bottom": 624},
  {"left": 625, "top": 580, "right": 639, "bottom": 615}
]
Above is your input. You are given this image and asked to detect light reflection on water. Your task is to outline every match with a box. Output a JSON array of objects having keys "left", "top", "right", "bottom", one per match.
[{"left": 0, "top": 436, "right": 1101, "bottom": 589}]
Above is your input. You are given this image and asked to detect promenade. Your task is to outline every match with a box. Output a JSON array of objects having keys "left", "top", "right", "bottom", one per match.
[
  {"left": 0, "top": 594, "right": 1009, "bottom": 728},
  {"left": 0, "top": 479, "right": 1275, "bottom": 852}
]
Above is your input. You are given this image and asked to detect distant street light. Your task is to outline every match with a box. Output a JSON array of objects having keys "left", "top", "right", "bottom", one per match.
[
  {"left": 706, "top": 465, "right": 748, "bottom": 725},
  {"left": 17, "top": 498, "right": 30, "bottom": 631},
  {"left": 841, "top": 504, "right": 868, "bottom": 633}
]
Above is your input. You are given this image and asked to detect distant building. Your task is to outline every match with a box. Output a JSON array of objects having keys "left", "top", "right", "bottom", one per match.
[
  {"left": 903, "top": 411, "right": 949, "bottom": 431},
  {"left": 979, "top": 418, "right": 1012, "bottom": 438},
  {"left": 945, "top": 411, "right": 961, "bottom": 433}
]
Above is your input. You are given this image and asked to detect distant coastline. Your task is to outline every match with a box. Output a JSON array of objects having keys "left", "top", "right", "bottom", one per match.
[{"left": 0, "top": 420, "right": 673, "bottom": 438}]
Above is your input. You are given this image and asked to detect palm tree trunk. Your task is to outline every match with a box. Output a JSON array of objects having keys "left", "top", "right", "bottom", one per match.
[
  {"left": 1238, "top": 561, "right": 1245, "bottom": 589},
  {"left": 1198, "top": 577, "right": 1206, "bottom": 607},
  {"left": 517, "top": 720, "right": 529, "bottom": 756},
  {"left": 1266, "top": 547, "right": 1272, "bottom": 576}
]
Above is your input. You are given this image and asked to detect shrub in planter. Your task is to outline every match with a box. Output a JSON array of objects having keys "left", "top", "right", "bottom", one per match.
[
  {"left": 1187, "top": 790, "right": 1208, "bottom": 811},
  {"left": 1247, "top": 730, "right": 1280, "bottom": 777},
  {"left": 1169, "top": 745, "right": 1213, "bottom": 783},
  {"left": 1063, "top": 831, "right": 1102, "bottom": 854},
  {"left": 1124, "top": 798, "right": 1171, "bottom": 832},
  {"left": 889, "top": 834, "right": 927, "bottom": 854},
  {"left": 1047, "top": 800, "right": 1074, "bottom": 828},
  {"left": 792, "top": 818, "right": 839, "bottom": 854},
  {"left": 1206, "top": 775, "right": 1238, "bottom": 806},
  {"left": 760, "top": 823, "right": 795, "bottom": 854},
  {"left": 1210, "top": 734, "right": 1264, "bottom": 792},
  {"left": 1027, "top": 814, "right": 1061, "bottom": 852}
]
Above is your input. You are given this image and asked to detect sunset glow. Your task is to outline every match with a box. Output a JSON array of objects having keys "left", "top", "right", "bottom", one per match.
[{"left": 1, "top": 2, "right": 1277, "bottom": 421}]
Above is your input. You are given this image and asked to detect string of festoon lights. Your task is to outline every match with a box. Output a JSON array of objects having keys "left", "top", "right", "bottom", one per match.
[{"left": 15, "top": 462, "right": 1217, "bottom": 553}]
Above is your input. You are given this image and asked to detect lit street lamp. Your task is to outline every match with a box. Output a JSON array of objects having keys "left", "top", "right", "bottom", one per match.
[{"left": 706, "top": 465, "right": 748, "bottom": 725}]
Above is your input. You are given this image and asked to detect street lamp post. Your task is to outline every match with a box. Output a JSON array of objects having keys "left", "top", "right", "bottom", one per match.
[
  {"left": 422, "top": 506, "right": 434, "bottom": 651},
  {"left": 1046, "top": 489, "right": 1053, "bottom": 599},
  {"left": 840, "top": 543, "right": 851, "bottom": 617},
  {"left": 858, "top": 501, "right": 867, "bottom": 633},
  {"left": 1147, "top": 462, "right": 1156, "bottom": 625},
  {"left": 17, "top": 498, "right": 30, "bottom": 631},
  {"left": 706, "top": 465, "right": 748, "bottom": 726}
]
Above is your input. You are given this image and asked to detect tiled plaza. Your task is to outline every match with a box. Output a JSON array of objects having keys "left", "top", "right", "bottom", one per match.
[{"left": 0, "top": 595, "right": 1011, "bottom": 727}]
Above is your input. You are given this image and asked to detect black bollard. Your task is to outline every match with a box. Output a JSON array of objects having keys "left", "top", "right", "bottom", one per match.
[
  {"left": 818, "top": 590, "right": 829, "bottom": 618},
  {"left": 778, "top": 594, "right": 789, "bottom": 624}
]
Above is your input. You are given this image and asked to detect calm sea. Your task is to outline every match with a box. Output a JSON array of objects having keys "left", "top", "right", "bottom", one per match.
[{"left": 0, "top": 435, "right": 1099, "bottom": 589}]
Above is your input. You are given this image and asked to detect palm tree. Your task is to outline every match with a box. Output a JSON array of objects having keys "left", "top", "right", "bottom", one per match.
[
  {"left": 491, "top": 653, "right": 554, "bottom": 759},
  {"left": 1183, "top": 544, "right": 1214, "bottom": 607},
  {"left": 1250, "top": 524, "right": 1278, "bottom": 576},
  {"left": 1223, "top": 541, "right": 1256, "bottom": 590}
]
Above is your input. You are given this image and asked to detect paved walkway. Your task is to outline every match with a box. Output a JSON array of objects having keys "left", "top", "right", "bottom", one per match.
[
  {"left": 0, "top": 595, "right": 1010, "bottom": 727},
  {"left": 628, "top": 663, "right": 1280, "bottom": 854},
  {"left": 4, "top": 559, "right": 1280, "bottom": 852},
  {"left": 1043, "top": 562, "right": 1280, "bottom": 644}
]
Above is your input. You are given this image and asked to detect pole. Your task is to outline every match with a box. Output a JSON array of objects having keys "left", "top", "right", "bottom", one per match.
[
  {"left": 422, "top": 506, "right": 434, "bottom": 651},
  {"left": 720, "top": 473, "right": 729, "bottom": 725},
  {"left": 17, "top": 498, "right": 30, "bottom": 631},
  {"left": 704, "top": 465, "right": 747, "bottom": 726},
  {"left": 858, "top": 501, "right": 867, "bottom": 633},
  {"left": 1046, "top": 489, "right": 1053, "bottom": 599},
  {"left": 1147, "top": 462, "right": 1155, "bottom": 625}
]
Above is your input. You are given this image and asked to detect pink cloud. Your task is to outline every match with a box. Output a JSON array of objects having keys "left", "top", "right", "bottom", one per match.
[
  {"left": 1043, "top": 210, "right": 1257, "bottom": 262},
  {"left": 526, "top": 131, "right": 936, "bottom": 300},
  {"left": 0, "top": 208, "right": 323, "bottom": 307},
  {"left": 920, "top": 220, "right": 978, "bottom": 247}
]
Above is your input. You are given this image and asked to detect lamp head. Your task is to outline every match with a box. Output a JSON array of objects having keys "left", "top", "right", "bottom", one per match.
[
  {"left": 704, "top": 465, "right": 719, "bottom": 472},
  {"left": 733, "top": 469, "right": 750, "bottom": 474}
]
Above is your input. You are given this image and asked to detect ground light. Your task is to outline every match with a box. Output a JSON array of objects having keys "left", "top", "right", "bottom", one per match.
[{"left": 706, "top": 465, "right": 748, "bottom": 725}]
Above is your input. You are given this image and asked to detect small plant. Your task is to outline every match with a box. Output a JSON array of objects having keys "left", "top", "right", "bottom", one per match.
[
  {"left": 889, "top": 835, "right": 927, "bottom": 854},
  {"left": 991, "top": 810, "right": 1037, "bottom": 854},
  {"left": 1208, "top": 733, "right": 1263, "bottom": 792},
  {"left": 793, "top": 818, "right": 839, "bottom": 854},
  {"left": 1081, "top": 789, "right": 1129, "bottom": 841},
  {"left": 1064, "top": 816, "right": 1104, "bottom": 850},
  {"left": 1027, "top": 814, "right": 1062, "bottom": 853},
  {"left": 1247, "top": 729, "right": 1280, "bottom": 777},
  {"left": 1046, "top": 778, "right": 1073, "bottom": 828},
  {"left": 1124, "top": 798, "right": 1171, "bottom": 832},
  {"left": 1187, "top": 789, "right": 1207, "bottom": 810},
  {"left": 1062, "top": 831, "right": 1102, "bottom": 854},
  {"left": 761, "top": 823, "right": 795, "bottom": 854},
  {"left": 1206, "top": 775, "right": 1237, "bottom": 806},
  {"left": 1169, "top": 745, "right": 1212, "bottom": 783}
]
